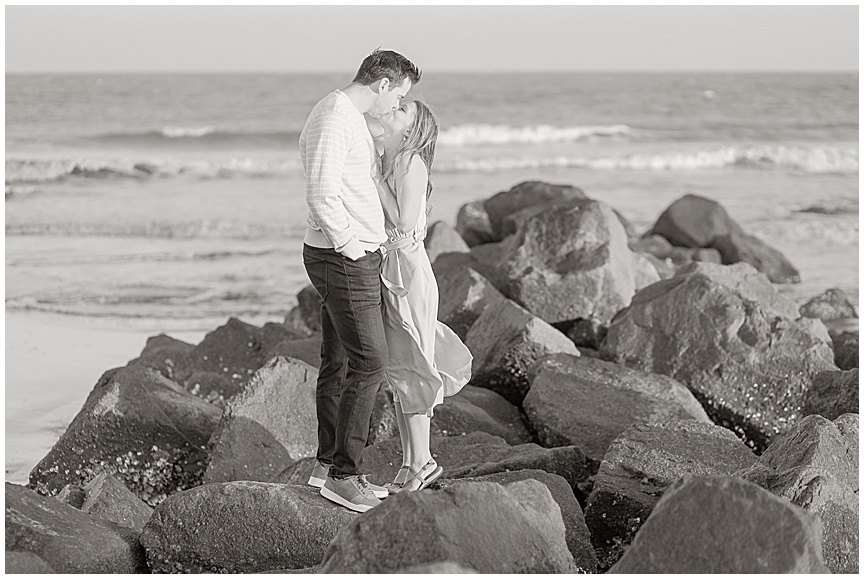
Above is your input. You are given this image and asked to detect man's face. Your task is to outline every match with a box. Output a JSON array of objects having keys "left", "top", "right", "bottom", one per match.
[{"left": 369, "top": 77, "right": 411, "bottom": 119}]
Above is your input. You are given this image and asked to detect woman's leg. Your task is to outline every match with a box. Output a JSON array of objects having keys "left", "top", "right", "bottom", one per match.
[
  {"left": 403, "top": 411, "right": 432, "bottom": 472},
  {"left": 393, "top": 397, "right": 412, "bottom": 468}
]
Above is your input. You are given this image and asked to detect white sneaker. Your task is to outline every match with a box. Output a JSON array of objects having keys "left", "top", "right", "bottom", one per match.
[{"left": 320, "top": 475, "right": 382, "bottom": 513}]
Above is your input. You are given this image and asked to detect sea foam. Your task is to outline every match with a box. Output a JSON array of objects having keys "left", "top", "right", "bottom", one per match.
[{"left": 438, "top": 123, "right": 632, "bottom": 146}]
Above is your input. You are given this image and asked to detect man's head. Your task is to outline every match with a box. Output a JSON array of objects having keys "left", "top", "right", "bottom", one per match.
[{"left": 354, "top": 49, "right": 421, "bottom": 118}]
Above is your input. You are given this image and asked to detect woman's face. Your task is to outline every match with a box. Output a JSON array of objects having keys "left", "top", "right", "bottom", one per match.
[{"left": 379, "top": 101, "right": 417, "bottom": 136}]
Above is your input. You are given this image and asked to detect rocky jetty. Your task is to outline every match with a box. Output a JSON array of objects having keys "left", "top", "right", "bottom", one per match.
[{"left": 8, "top": 181, "right": 855, "bottom": 573}]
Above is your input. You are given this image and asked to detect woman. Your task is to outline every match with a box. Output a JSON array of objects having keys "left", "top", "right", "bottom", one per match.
[{"left": 368, "top": 100, "right": 472, "bottom": 493}]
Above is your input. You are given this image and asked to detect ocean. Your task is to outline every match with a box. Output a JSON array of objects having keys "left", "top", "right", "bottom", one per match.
[{"left": 5, "top": 71, "right": 859, "bottom": 329}]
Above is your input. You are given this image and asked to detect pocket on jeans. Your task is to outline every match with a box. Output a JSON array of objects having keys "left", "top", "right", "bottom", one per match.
[{"left": 346, "top": 251, "right": 381, "bottom": 270}]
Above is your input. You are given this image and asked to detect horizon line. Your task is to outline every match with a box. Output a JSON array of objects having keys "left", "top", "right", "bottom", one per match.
[{"left": 6, "top": 68, "right": 859, "bottom": 75}]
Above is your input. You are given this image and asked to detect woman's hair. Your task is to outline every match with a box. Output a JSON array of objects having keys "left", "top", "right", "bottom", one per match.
[{"left": 382, "top": 100, "right": 438, "bottom": 200}]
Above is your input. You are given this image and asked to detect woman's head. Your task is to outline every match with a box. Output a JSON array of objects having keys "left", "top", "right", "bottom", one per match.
[{"left": 381, "top": 100, "right": 438, "bottom": 199}]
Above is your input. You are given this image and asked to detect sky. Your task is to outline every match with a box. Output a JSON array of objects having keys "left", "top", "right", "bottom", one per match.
[{"left": 5, "top": 4, "right": 859, "bottom": 73}]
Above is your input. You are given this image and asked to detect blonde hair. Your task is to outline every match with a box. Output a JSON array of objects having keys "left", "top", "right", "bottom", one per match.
[{"left": 382, "top": 100, "right": 438, "bottom": 200}]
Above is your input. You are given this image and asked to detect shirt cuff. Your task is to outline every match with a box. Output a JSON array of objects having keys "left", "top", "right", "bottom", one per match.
[{"left": 337, "top": 237, "right": 366, "bottom": 261}]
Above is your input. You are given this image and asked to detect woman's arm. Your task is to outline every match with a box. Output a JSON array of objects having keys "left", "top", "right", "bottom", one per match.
[{"left": 390, "top": 155, "right": 427, "bottom": 233}]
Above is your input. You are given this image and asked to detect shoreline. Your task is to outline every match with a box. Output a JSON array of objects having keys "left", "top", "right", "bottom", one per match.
[{"left": 4, "top": 310, "right": 213, "bottom": 484}]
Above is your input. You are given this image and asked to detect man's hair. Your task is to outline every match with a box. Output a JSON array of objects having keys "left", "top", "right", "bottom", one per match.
[{"left": 352, "top": 49, "right": 421, "bottom": 88}]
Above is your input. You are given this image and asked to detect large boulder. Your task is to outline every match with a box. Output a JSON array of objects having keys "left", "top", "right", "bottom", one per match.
[
  {"left": 132, "top": 318, "right": 307, "bottom": 401},
  {"left": 483, "top": 180, "right": 588, "bottom": 240},
  {"left": 283, "top": 284, "right": 323, "bottom": 335},
  {"left": 736, "top": 413, "right": 858, "bottom": 573},
  {"left": 583, "top": 420, "right": 757, "bottom": 570},
  {"left": 5, "top": 551, "right": 56, "bottom": 573},
  {"left": 601, "top": 261, "right": 836, "bottom": 451},
  {"left": 434, "top": 470, "right": 598, "bottom": 572},
  {"left": 368, "top": 386, "right": 533, "bottom": 447},
  {"left": 465, "top": 298, "right": 579, "bottom": 405},
  {"left": 139, "top": 481, "right": 357, "bottom": 573},
  {"left": 610, "top": 475, "right": 829, "bottom": 573},
  {"left": 29, "top": 365, "right": 221, "bottom": 505},
  {"left": 523, "top": 354, "right": 710, "bottom": 462},
  {"left": 203, "top": 357, "right": 318, "bottom": 484},
  {"left": 424, "top": 220, "right": 470, "bottom": 264},
  {"left": 648, "top": 194, "right": 800, "bottom": 283},
  {"left": 799, "top": 288, "right": 858, "bottom": 321},
  {"left": 263, "top": 335, "right": 322, "bottom": 369},
  {"left": 80, "top": 472, "right": 153, "bottom": 530},
  {"left": 489, "top": 197, "right": 660, "bottom": 329},
  {"left": 320, "top": 480, "right": 579, "bottom": 573},
  {"left": 359, "top": 432, "right": 595, "bottom": 503},
  {"left": 802, "top": 368, "right": 859, "bottom": 420},
  {"left": 128, "top": 334, "right": 195, "bottom": 382},
  {"left": 455, "top": 200, "right": 496, "bottom": 247},
  {"left": 831, "top": 330, "right": 859, "bottom": 370},
  {"left": 5, "top": 483, "right": 147, "bottom": 573},
  {"left": 435, "top": 264, "right": 506, "bottom": 341}
]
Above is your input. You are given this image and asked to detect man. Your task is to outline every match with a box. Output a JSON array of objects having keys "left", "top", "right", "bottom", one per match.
[{"left": 300, "top": 49, "right": 421, "bottom": 512}]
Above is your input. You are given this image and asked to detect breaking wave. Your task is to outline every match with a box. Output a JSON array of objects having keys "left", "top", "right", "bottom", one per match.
[{"left": 438, "top": 123, "right": 632, "bottom": 146}]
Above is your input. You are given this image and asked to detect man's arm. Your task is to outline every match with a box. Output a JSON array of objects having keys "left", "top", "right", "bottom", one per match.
[{"left": 304, "top": 112, "right": 366, "bottom": 260}]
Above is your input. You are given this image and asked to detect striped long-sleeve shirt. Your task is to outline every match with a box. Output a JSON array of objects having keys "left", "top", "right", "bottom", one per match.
[{"left": 300, "top": 90, "right": 386, "bottom": 259}]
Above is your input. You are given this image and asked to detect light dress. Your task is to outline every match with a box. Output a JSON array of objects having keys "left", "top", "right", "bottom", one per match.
[{"left": 379, "top": 188, "right": 473, "bottom": 417}]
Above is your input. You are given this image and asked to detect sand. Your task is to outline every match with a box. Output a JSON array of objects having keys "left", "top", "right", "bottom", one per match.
[{"left": 4, "top": 311, "right": 204, "bottom": 484}]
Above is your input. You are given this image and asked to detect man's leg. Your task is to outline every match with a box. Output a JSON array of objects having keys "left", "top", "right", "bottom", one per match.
[
  {"left": 325, "top": 251, "right": 388, "bottom": 477},
  {"left": 302, "top": 245, "right": 347, "bottom": 468}
]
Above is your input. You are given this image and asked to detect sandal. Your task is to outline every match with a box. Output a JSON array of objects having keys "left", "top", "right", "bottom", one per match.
[
  {"left": 402, "top": 458, "right": 443, "bottom": 492},
  {"left": 384, "top": 466, "right": 410, "bottom": 494}
]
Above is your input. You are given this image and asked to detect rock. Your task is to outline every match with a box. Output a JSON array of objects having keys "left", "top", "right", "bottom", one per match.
[
  {"left": 29, "top": 365, "right": 221, "bottom": 505},
  {"left": 601, "top": 261, "right": 837, "bottom": 451},
  {"left": 583, "top": 420, "right": 757, "bottom": 570},
  {"left": 180, "top": 317, "right": 295, "bottom": 395},
  {"left": 435, "top": 264, "right": 506, "bottom": 341},
  {"left": 398, "top": 561, "right": 478, "bottom": 573},
  {"left": 668, "top": 245, "right": 723, "bottom": 265},
  {"left": 610, "top": 475, "right": 829, "bottom": 573},
  {"left": 555, "top": 318, "right": 608, "bottom": 350},
  {"left": 320, "top": 480, "right": 579, "bottom": 573},
  {"left": 648, "top": 194, "right": 800, "bottom": 283},
  {"left": 5, "top": 482, "right": 147, "bottom": 573},
  {"left": 492, "top": 198, "right": 660, "bottom": 329},
  {"left": 638, "top": 252, "right": 676, "bottom": 279},
  {"left": 264, "top": 335, "right": 323, "bottom": 369},
  {"left": 484, "top": 180, "right": 588, "bottom": 239},
  {"left": 630, "top": 234, "right": 674, "bottom": 259},
  {"left": 424, "top": 220, "right": 470, "bottom": 264},
  {"left": 139, "top": 481, "right": 357, "bottom": 573},
  {"left": 736, "top": 413, "right": 858, "bottom": 573},
  {"left": 5, "top": 551, "right": 56, "bottom": 573},
  {"left": 800, "top": 288, "right": 858, "bottom": 321},
  {"left": 802, "top": 369, "right": 859, "bottom": 420},
  {"left": 523, "top": 354, "right": 711, "bottom": 462},
  {"left": 203, "top": 357, "right": 318, "bottom": 484},
  {"left": 455, "top": 200, "right": 495, "bottom": 247},
  {"left": 283, "top": 285, "right": 323, "bottom": 335},
  {"left": 465, "top": 298, "right": 579, "bottom": 405},
  {"left": 55, "top": 483, "right": 86, "bottom": 508},
  {"left": 81, "top": 472, "right": 153, "bottom": 530},
  {"left": 368, "top": 385, "right": 533, "bottom": 447},
  {"left": 184, "top": 370, "right": 236, "bottom": 404},
  {"left": 128, "top": 333, "right": 195, "bottom": 382},
  {"left": 832, "top": 330, "right": 859, "bottom": 370},
  {"left": 434, "top": 385, "right": 533, "bottom": 445},
  {"left": 435, "top": 470, "right": 598, "bottom": 572},
  {"left": 359, "top": 432, "right": 594, "bottom": 504}
]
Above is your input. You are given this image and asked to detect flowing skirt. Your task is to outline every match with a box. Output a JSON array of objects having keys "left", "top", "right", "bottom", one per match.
[{"left": 380, "top": 238, "right": 472, "bottom": 416}]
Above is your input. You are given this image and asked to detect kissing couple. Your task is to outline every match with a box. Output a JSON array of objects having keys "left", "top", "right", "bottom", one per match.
[{"left": 300, "top": 49, "right": 473, "bottom": 512}]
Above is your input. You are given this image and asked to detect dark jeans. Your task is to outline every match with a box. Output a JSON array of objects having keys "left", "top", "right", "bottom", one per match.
[{"left": 302, "top": 244, "right": 387, "bottom": 477}]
